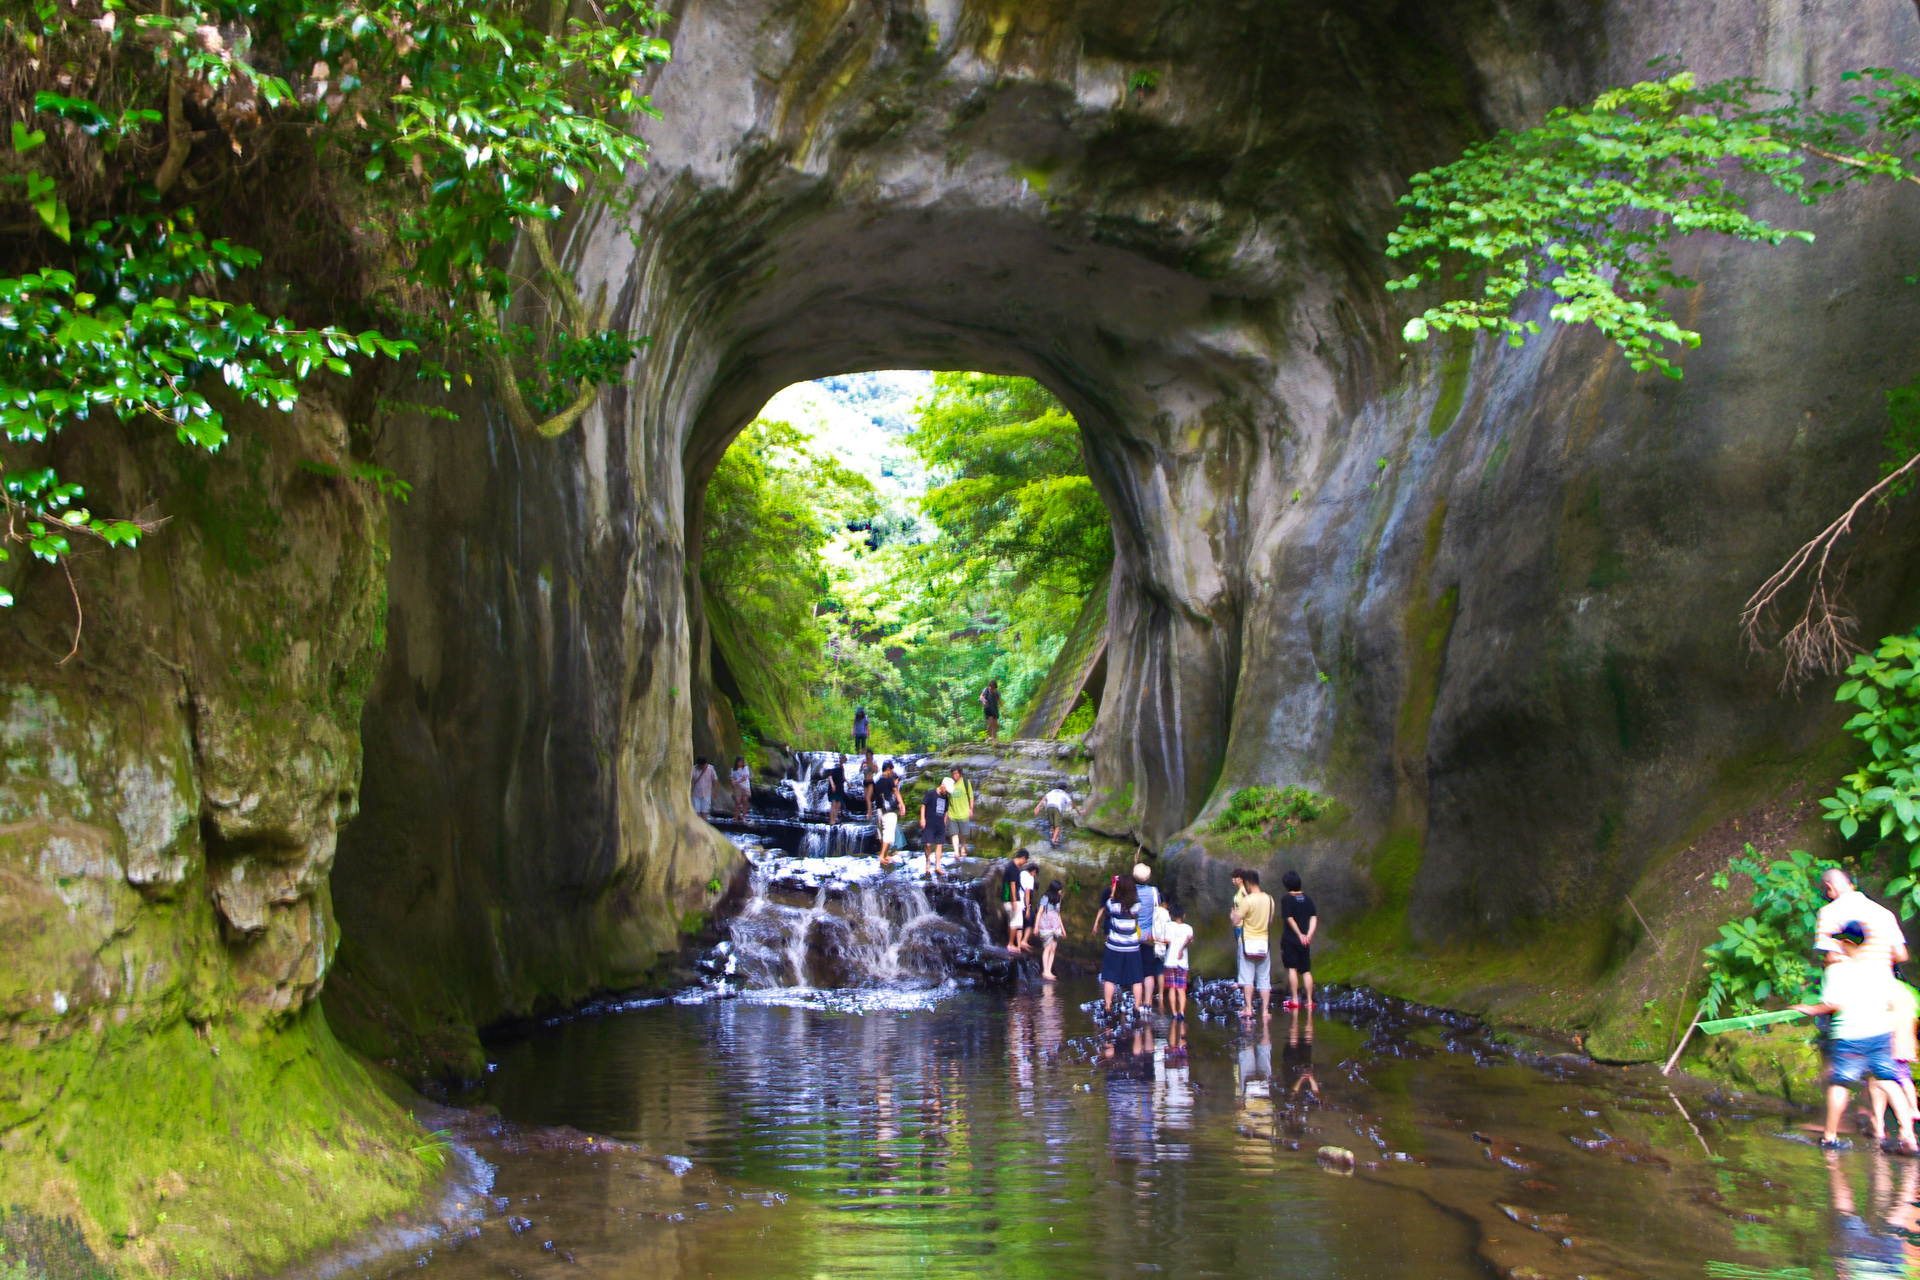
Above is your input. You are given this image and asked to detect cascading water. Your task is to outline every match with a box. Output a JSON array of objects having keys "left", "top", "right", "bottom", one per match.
[{"left": 708, "top": 849, "right": 1015, "bottom": 994}]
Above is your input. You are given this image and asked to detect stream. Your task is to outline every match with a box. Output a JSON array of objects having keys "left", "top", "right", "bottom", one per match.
[{"left": 301, "top": 757, "right": 1915, "bottom": 1280}]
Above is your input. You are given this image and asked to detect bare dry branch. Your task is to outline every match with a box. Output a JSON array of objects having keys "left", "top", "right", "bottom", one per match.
[
  {"left": 57, "top": 557, "right": 82, "bottom": 665},
  {"left": 1741, "top": 450, "right": 1920, "bottom": 687}
]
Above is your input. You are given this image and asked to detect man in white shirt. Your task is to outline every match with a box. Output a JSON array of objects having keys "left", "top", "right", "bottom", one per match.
[
  {"left": 1795, "top": 920, "right": 1917, "bottom": 1150},
  {"left": 1815, "top": 869, "right": 1908, "bottom": 969},
  {"left": 1034, "top": 788, "right": 1075, "bottom": 845}
]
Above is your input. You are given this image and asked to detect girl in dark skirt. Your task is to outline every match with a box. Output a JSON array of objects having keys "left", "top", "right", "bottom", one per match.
[{"left": 1090, "top": 876, "right": 1145, "bottom": 1017}]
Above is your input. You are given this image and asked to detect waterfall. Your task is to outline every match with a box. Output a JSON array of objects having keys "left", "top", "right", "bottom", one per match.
[{"left": 705, "top": 845, "right": 1016, "bottom": 994}]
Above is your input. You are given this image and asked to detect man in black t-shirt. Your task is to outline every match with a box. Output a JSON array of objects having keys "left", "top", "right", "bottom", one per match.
[
  {"left": 871, "top": 764, "right": 900, "bottom": 867},
  {"left": 1279, "top": 869, "right": 1318, "bottom": 1011},
  {"left": 920, "top": 779, "right": 951, "bottom": 879},
  {"left": 825, "top": 759, "right": 847, "bottom": 826}
]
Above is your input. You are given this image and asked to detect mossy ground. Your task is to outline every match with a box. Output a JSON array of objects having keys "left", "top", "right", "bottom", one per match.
[{"left": 0, "top": 1009, "right": 431, "bottom": 1280}]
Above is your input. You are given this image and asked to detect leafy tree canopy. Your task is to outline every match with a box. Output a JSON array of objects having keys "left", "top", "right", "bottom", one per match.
[
  {"left": 2, "top": 0, "right": 668, "bottom": 620},
  {"left": 909, "top": 373, "right": 1111, "bottom": 599}
]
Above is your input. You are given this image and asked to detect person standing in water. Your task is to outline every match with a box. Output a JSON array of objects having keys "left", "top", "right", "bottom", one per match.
[
  {"left": 1793, "top": 920, "right": 1919, "bottom": 1152},
  {"left": 920, "top": 776, "right": 952, "bottom": 879},
  {"left": 1001, "top": 849, "right": 1032, "bottom": 949},
  {"left": 730, "top": 756, "right": 752, "bottom": 817},
  {"left": 1091, "top": 875, "right": 1145, "bottom": 1018},
  {"left": 1232, "top": 869, "right": 1275, "bottom": 1022},
  {"left": 1279, "top": 870, "right": 1317, "bottom": 1010},
  {"left": 1161, "top": 903, "right": 1193, "bottom": 1020},
  {"left": 1133, "top": 863, "right": 1162, "bottom": 1014},
  {"left": 872, "top": 761, "right": 901, "bottom": 868},
  {"left": 1034, "top": 880, "right": 1066, "bottom": 980},
  {"left": 946, "top": 766, "right": 974, "bottom": 861},
  {"left": 691, "top": 756, "right": 719, "bottom": 818},
  {"left": 852, "top": 707, "right": 870, "bottom": 755},
  {"left": 980, "top": 680, "right": 1002, "bottom": 742},
  {"left": 858, "top": 748, "right": 879, "bottom": 809}
]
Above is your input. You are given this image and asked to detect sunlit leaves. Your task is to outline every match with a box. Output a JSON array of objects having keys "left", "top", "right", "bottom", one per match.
[{"left": 1699, "top": 846, "right": 1836, "bottom": 1020}]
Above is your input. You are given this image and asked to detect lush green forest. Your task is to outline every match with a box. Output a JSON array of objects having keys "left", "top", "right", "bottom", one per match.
[{"left": 700, "top": 372, "right": 1112, "bottom": 753}]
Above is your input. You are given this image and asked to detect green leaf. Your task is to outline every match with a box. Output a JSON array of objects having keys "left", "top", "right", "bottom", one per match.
[{"left": 12, "top": 123, "right": 45, "bottom": 154}]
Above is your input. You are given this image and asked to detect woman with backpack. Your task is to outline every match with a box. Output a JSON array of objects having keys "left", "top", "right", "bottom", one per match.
[{"left": 1090, "top": 875, "right": 1145, "bottom": 1018}]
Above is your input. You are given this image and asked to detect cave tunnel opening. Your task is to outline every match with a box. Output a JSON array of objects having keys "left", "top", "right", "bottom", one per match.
[{"left": 689, "top": 368, "right": 1116, "bottom": 811}]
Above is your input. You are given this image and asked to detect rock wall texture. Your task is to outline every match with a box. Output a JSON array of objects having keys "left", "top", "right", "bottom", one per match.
[
  {"left": 336, "top": 0, "right": 1920, "bottom": 1069},
  {"left": 0, "top": 397, "right": 428, "bottom": 1274}
]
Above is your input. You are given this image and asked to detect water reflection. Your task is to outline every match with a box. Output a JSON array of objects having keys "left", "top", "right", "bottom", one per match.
[{"left": 300, "top": 985, "right": 1909, "bottom": 1280}]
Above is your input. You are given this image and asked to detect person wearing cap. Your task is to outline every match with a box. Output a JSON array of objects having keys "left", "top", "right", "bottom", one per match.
[
  {"left": 1794, "top": 920, "right": 1919, "bottom": 1152},
  {"left": 1815, "top": 868, "right": 1908, "bottom": 969}
]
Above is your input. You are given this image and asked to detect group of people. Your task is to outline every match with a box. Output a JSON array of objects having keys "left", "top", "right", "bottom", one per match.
[
  {"left": 1092, "top": 864, "right": 1198, "bottom": 1019},
  {"left": 997, "top": 849, "right": 1070, "bottom": 979},
  {"left": 1229, "top": 868, "right": 1317, "bottom": 1021},
  {"left": 1790, "top": 868, "right": 1920, "bottom": 1152},
  {"left": 819, "top": 748, "right": 981, "bottom": 877}
]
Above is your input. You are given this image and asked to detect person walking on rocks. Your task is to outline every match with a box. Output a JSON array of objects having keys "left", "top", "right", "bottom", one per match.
[
  {"left": 980, "top": 680, "right": 1002, "bottom": 742},
  {"left": 921, "top": 776, "right": 952, "bottom": 879},
  {"left": 1133, "top": 863, "right": 1162, "bottom": 1013},
  {"left": 1231, "top": 869, "right": 1276, "bottom": 1022},
  {"left": 1092, "top": 875, "right": 1146, "bottom": 1018},
  {"left": 1035, "top": 786, "right": 1075, "bottom": 846},
  {"left": 825, "top": 756, "right": 848, "bottom": 826},
  {"left": 947, "top": 766, "right": 974, "bottom": 860},
  {"left": 859, "top": 748, "right": 879, "bottom": 810},
  {"left": 730, "top": 756, "right": 752, "bottom": 817},
  {"left": 873, "top": 761, "right": 902, "bottom": 868},
  {"left": 853, "top": 707, "right": 870, "bottom": 755},
  {"left": 1035, "top": 880, "right": 1066, "bottom": 980},
  {"left": 1280, "top": 870, "right": 1317, "bottom": 1011},
  {"left": 691, "top": 756, "right": 719, "bottom": 818}
]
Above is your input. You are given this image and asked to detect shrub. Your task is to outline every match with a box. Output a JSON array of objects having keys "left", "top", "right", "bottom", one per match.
[{"left": 1209, "top": 785, "right": 1330, "bottom": 844}]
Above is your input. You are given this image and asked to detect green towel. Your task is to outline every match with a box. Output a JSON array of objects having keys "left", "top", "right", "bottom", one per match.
[{"left": 1698, "top": 1009, "right": 1808, "bottom": 1035}]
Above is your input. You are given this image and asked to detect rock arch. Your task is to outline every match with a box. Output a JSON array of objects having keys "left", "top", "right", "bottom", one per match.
[{"left": 326, "top": 0, "right": 1920, "bottom": 1069}]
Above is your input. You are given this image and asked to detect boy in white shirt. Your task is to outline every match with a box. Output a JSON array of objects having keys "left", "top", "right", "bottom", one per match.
[
  {"left": 1794, "top": 920, "right": 1918, "bottom": 1151},
  {"left": 1160, "top": 904, "right": 1195, "bottom": 1020}
]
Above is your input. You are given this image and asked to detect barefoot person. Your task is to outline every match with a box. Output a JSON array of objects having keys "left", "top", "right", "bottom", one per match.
[
  {"left": 1161, "top": 904, "right": 1193, "bottom": 1020},
  {"left": 920, "top": 776, "right": 952, "bottom": 879},
  {"left": 1091, "top": 875, "right": 1145, "bottom": 1018},
  {"left": 1035, "top": 787, "right": 1075, "bottom": 846},
  {"left": 872, "top": 761, "right": 901, "bottom": 868},
  {"left": 1231, "top": 869, "right": 1275, "bottom": 1022},
  {"left": 1280, "top": 870, "right": 1317, "bottom": 1010},
  {"left": 1001, "top": 850, "right": 1032, "bottom": 948},
  {"left": 730, "top": 756, "right": 752, "bottom": 817},
  {"left": 852, "top": 706, "right": 870, "bottom": 755},
  {"left": 1035, "top": 881, "right": 1066, "bottom": 980},
  {"left": 1793, "top": 920, "right": 1919, "bottom": 1153}
]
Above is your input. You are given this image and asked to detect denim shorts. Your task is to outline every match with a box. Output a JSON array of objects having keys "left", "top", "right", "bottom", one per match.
[{"left": 1831, "top": 1032, "right": 1903, "bottom": 1085}]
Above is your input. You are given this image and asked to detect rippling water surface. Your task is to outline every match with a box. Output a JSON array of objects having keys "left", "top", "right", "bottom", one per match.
[{"left": 318, "top": 982, "right": 1920, "bottom": 1280}]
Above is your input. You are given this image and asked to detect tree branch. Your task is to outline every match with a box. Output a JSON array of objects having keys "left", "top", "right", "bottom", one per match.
[
  {"left": 1741, "top": 450, "right": 1920, "bottom": 686},
  {"left": 154, "top": 71, "right": 192, "bottom": 194},
  {"left": 1796, "top": 143, "right": 1920, "bottom": 188}
]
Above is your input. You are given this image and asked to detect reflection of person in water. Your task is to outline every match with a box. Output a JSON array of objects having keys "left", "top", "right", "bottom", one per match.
[
  {"left": 1828, "top": 1149, "right": 1912, "bottom": 1279},
  {"left": 1283, "top": 1006, "right": 1320, "bottom": 1103}
]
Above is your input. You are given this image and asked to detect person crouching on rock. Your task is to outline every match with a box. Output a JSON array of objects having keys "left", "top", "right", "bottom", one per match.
[{"left": 1794, "top": 920, "right": 1920, "bottom": 1153}]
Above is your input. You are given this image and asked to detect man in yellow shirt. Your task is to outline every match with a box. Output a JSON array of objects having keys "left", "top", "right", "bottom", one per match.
[
  {"left": 1231, "top": 869, "right": 1275, "bottom": 1022},
  {"left": 947, "top": 766, "right": 974, "bottom": 860}
]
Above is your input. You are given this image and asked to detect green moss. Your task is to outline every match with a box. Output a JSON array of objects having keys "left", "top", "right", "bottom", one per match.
[
  {"left": 0, "top": 1008, "right": 430, "bottom": 1280},
  {"left": 1694, "top": 1022, "right": 1825, "bottom": 1105},
  {"left": 1426, "top": 335, "right": 1471, "bottom": 438}
]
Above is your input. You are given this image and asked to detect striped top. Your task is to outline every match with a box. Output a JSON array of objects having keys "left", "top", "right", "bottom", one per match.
[{"left": 1104, "top": 899, "right": 1141, "bottom": 953}]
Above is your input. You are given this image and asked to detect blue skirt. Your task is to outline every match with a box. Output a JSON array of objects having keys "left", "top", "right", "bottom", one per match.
[{"left": 1101, "top": 947, "right": 1145, "bottom": 986}]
